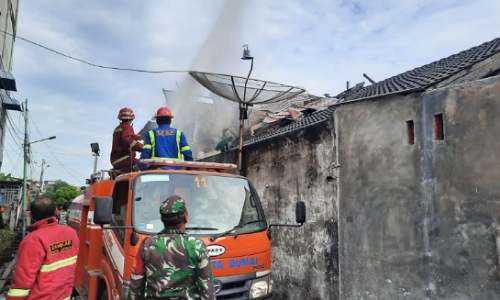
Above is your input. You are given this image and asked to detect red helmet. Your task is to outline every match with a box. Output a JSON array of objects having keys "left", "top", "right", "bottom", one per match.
[
  {"left": 155, "top": 106, "right": 174, "bottom": 118},
  {"left": 117, "top": 107, "right": 135, "bottom": 120}
]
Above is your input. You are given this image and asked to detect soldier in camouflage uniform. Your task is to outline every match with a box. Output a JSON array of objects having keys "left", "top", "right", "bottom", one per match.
[{"left": 128, "top": 195, "right": 215, "bottom": 300}]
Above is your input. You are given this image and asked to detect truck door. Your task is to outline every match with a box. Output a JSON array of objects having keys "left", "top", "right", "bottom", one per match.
[{"left": 104, "top": 180, "right": 130, "bottom": 289}]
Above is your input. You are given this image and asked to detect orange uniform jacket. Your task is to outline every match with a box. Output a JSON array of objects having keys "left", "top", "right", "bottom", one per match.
[
  {"left": 7, "top": 217, "right": 79, "bottom": 300},
  {"left": 110, "top": 122, "right": 143, "bottom": 170}
]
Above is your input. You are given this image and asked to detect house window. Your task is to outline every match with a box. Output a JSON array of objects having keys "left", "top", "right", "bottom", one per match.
[
  {"left": 406, "top": 120, "right": 414, "bottom": 145},
  {"left": 434, "top": 114, "right": 444, "bottom": 140}
]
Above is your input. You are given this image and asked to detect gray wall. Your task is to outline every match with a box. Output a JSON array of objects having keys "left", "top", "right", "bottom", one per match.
[
  {"left": 208, "top": 121, "right": 340, "bottom": 300},
  {"left": 206, "top": 74, "right": 500, "bottom": 299},
  {"left": 335, "top": 75, "right": 500, "bottom": 299}
]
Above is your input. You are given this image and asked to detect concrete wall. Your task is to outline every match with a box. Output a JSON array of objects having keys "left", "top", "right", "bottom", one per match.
[
  {"left": 207, "top": 120, "right": 340, "bottom": 300},
  {"left": 335, "top": 75, "right": 500, "bottom": 299}
]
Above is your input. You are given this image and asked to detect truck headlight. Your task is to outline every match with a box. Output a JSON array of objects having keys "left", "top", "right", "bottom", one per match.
[{"left": 249, "top": 275, "right": 273, "bottom": 299}]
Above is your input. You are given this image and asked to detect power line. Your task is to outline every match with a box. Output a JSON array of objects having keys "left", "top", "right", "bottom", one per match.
[
  {"left": 4, "top": 106, "right": 86, "bottom": 184},
  {"left": 3, "top": 113, "right": 24, "bottom": 174},
  {"left": 0, "top": 29, "right": 190, "bottom": 74},
  {"left": 6, "top": 112, "right": 23, "bottom": 137},
  {"left": 2, "top": 143, "right": 21, "bottom": 174},
  {"left": 0, "top": 30, "right": 173, "bottom": 183},
  {"left": 25, "top": 151, "right": 94, "bottom": 158},
  {"left": 6, "top": 114, "right": 23, "bottom": 149},
  {"left": 28, "top": 143, "right": 87, "bottom": 184},
  {"left": 2, "top": 103, "right": 88, "bottom": 184}
]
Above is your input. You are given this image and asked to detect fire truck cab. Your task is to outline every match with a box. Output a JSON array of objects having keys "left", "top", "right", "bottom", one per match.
[{"left": 70, "top": 159, "right": 305, "bottom": 299}]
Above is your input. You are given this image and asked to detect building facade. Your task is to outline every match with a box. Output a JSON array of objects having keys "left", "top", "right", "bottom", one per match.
[
  {"left": 209, "top": 37, "right": 500, "bottom": 299},
  {"left": 0, "top": 0, "right": 21, "bottom": 171}
]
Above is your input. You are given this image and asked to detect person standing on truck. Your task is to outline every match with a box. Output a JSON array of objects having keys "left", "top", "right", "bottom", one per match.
[
  {"left": 138, "top": 106, "right": 193, "bottom": 170},
  {"left": 6, "top": 197, "right": 79, "bottom": 300},
  {"left": 128, "top": 195, "right": 215, "bottom": 300},
  {"left": 111, "top": 107, "right": 143, "bottom": 173}
]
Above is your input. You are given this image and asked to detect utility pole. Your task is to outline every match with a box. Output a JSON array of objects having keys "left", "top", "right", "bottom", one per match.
[
  {"left": 238, "top": 44, "right": 254, "bottom": 174},
  {"left": 21, "top": 99, "right": 56, "bottom": 237},
  {"left": 22, "top": 99, "right": 29, "bottom": 237},
  {"left": 39, "top": 159, "right": 49, "bottom": 194}
]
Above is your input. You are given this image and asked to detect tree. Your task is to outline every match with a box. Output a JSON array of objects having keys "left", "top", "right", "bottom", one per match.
[
  {"left": 41, "top": 180, "right": 80, "bottom": 204},
  {"left": 0, "top": 172, "right": 22, "bottom": 182}
]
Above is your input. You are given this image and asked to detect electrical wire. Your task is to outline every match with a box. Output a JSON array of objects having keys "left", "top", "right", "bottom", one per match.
[
  {"left": 4, "top": 105, "right": 86, "bottom": 184},
  {"left": 27, "top": 111, "right": 89, "bottom": 184},
  {"left": 0, "top": 29, "right": 190, "bottom": 74},
  {"left": 3, "top": 143, "right": 22, "bottom": 175},
  {"left": 0, "top": 29, "right": 193, "bottom": 184},
  {"left": 6, "top": 113, "right": 23, "bottom": 149},
  {"left": 3, "top": 114, "right": 24, "bottom": 175}
]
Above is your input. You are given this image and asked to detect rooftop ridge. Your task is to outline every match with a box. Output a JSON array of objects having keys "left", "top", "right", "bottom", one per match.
[{"left": 338, "top": 37, "right": 500, "bottom": 102}]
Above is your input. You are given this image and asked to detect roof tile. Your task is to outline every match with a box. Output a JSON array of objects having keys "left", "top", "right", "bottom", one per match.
[{"left": 337, "top": 37, "right": 500, "bottom": 102}]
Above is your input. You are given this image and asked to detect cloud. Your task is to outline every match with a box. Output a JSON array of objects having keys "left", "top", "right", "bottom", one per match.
[{"left": 2, "top": 0, "right": 499, "bottom": 186}]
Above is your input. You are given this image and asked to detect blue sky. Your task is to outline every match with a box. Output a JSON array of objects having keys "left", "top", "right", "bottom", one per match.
[{"left": 2, "top": 0, "right": 499, "bottom": 186}]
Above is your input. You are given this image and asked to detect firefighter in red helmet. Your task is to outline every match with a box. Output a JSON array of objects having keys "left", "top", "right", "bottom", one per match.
[
  {"left": 110, "top": 107, "right": 143, "bottom": 173},
  {"left": 139, "top": 106, "right": 193, "bottom": 170}
]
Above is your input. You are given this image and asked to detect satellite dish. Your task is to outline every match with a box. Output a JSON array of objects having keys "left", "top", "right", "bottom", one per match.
[
  {"left": 189, "top": 71, "right": 305, "bottom": 105},
  {"left": 189, "top": 71, "right": 306, "bottom": 171}
]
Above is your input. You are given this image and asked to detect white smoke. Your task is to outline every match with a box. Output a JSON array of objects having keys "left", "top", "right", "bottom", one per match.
[{"left": 168, "top": 1, "right": 247, "bottom": 159}]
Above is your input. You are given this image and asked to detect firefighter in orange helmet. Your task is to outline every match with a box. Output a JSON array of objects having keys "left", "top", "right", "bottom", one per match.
[
  {"left": 139, "top": 106, "right": 193, "bottom": 170},
  {"left": 110, "top": 107, "right": 143, "bottom": 172}
]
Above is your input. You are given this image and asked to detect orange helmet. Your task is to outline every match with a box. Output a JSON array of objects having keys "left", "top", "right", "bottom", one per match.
[
  {"left": 155, "top": 106, "right": 174, "bottom": 118},
  {"left": 117, "top": 107, "right": 135, "bottom": 120}
]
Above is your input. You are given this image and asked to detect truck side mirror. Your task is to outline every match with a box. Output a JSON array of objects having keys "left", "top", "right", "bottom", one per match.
[
  {"left": 296, "top": 201, "right": 306, "bottom": 224},
  {"left": 94, "top": 197, "right": 113, "bottom": 224},
  {"left": 267, "top": 200, "right": 306, "bottom": 240}
]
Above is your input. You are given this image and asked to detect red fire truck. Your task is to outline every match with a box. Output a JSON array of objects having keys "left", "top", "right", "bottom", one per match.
[{"left": 68, "top": 159, "right": 305, "bottom": 299}]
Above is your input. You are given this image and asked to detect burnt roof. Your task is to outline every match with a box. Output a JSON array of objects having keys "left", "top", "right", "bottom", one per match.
[
  {"left": 244, "top": 106, "right": 334, "bottom": 146},
  {"left": 337, "top": 37, "right": 500, "bottom": 102}
]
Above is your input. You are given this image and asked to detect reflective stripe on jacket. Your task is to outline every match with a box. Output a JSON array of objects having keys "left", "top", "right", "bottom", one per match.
[
  {"left": 149, "top": 129, "right": 183, "bottom": 160},
  {"left": 139, "top": 124, "right": 193, "bottom": 169},
  {"left": 7, "top": 216, "right": 79, "bottom": 300},
  {"left": 110, "top": 122, "right": 143, "bottom": 166}
]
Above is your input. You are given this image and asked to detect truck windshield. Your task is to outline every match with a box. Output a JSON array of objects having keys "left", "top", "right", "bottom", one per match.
[{"left": 132, "top": 173, "right": 266, "bottom": 235}]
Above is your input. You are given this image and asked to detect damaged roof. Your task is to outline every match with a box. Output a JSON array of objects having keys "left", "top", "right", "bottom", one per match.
[
  {"left": 240, "top": 37, "right": 500, "bottom": 147},
  {"left": 244, "top": 105, "right": 335, "bottom": 147}
]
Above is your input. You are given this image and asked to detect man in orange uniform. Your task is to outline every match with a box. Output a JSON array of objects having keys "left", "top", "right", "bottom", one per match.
[
  {"left": 111, "top": 107, "right": 143, "bottom": 172},
  {"left": 7, "top": 197, "right": 79, "bottom": 299}
]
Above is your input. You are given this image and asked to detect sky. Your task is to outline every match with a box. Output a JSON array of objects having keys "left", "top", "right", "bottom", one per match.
[{"left": 2, "top": 0, "right": 499, "bottom": 187}]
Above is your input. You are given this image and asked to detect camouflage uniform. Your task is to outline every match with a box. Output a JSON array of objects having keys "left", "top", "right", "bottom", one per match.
[{"left": 129, "top": 195, "right": 215, "bottom": 300}]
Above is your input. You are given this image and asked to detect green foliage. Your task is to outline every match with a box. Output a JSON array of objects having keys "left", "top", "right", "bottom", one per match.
[
  {"left": 0, "top": 229, "right": 16, "bottom": 253},
  {"left": 0, "top": 172, "right": 22, "bottom": 182},
  {"left": 41, "top": 180, "right": 80, "bottom": 204}
]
